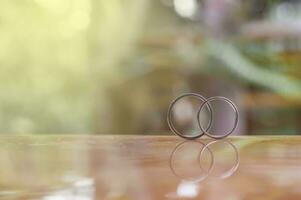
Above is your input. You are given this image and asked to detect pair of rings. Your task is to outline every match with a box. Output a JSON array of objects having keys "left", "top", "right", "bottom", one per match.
[{"left": 167, "top": 93, "right": 239, "bottom": 139}]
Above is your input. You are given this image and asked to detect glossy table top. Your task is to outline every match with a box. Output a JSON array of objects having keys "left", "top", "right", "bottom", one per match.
[{"left": 0, "top": 135, "right": 301, "bottom": 199}]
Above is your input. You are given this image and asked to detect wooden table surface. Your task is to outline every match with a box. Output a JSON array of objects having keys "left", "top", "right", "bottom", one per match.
[{"left": 0, "top": 135, "right": 300, "bottom": 199}]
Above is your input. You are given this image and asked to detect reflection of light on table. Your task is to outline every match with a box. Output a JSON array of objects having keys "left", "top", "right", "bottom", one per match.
[
  {"left": 177, "top": 182, "right": 199, "bottom": 198},
  {"left": 43, "top": 177, "right": 94, "bottom": 200},
  {"left": 165, "top": 181, "right": 200, "bottom": 199}
]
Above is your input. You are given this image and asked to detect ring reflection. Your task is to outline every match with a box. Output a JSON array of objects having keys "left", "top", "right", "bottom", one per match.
[
  {"left": 169, "top": 139, "right": 239, "bottom": 182},
  {"left": 200, "top": 140, "right": 239, "bottom": 179},
  {"left": 169, "top": 140, "right": 214, "bottom": 183}
]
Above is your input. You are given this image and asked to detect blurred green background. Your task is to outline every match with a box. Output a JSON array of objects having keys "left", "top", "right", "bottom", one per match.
[{"left": 0, "top": 0, "right": 301, "bottom": 135}]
